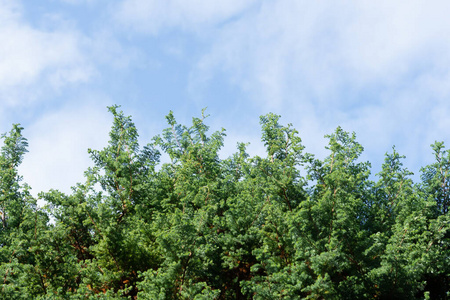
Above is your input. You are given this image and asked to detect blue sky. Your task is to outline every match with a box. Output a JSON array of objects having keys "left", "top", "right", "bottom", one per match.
[{"left": 2, "top": 0, "right": 450, "bottom": 196}]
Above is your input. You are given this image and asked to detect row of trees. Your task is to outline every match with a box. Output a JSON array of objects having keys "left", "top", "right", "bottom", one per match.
[{"left": 0, "top": 106, "right": 449, "bottom": 299}]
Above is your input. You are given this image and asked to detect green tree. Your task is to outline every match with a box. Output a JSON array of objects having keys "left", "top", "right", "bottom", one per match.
[
  {"left": 0, "top": 125, "right": 49, "bottom": 299},
  {"left": 2, "top": 108, "right": 449, "bottom": 299}
]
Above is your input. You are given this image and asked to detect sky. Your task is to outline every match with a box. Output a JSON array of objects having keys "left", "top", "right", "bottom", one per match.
[{"left": 1, "top": 0, "right": 450, "bottom": 197}]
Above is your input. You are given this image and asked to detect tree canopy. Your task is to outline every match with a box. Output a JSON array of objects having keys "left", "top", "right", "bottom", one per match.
[{"left": 1, "top": 106, "right": 449, "bottom": 299}]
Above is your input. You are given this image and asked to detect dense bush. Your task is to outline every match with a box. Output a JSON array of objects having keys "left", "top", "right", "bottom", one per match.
[{"left": 1, "top": 106, "right": 449, "bottom": 299}]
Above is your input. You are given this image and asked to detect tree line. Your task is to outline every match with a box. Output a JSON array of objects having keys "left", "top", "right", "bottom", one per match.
[{"left": 0, "top": 106, "right": 449, "bottom": 299}]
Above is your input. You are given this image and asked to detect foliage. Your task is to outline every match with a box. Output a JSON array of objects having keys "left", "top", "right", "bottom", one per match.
[{"left": 1, "top": 107, "right": 449, "bottom": 299}]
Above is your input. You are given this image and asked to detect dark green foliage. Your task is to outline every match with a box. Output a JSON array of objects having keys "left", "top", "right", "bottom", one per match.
[{"left": 1, "top": 107, "right": 449, "bottom": 299}]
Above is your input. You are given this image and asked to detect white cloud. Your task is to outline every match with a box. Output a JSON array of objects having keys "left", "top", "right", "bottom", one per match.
[
  {"left": 187, "top": 0, "right": 450, "bottom": 172},
  {"left": 5, "top": 0, "right": 450, "bottom": 196},
  {"left": 114, "top": 0, "right": 256, "bottom": 34},
  {"left": 18, "top": 100, "right": 111, "bottom": 197},
  {"left": 0, "top": 1, "right": 94, "bottom": 106}
]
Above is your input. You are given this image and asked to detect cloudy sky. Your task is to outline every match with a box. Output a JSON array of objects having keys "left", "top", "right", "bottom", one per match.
[{"left": 2, "top": 0, "right": 449, "bottom": 196}]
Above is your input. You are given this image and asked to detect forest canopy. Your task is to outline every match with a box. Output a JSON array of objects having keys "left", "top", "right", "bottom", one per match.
[{"left": 0, "top": 106, "right": 449, "bottom": 299}]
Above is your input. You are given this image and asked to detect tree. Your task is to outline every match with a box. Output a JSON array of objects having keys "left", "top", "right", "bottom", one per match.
[
  {"left": 1, "top": 107, "right": 449, "bottom": 299},
  {"left": 0, "top": 125, "right": 48, "bottom": 299}
]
